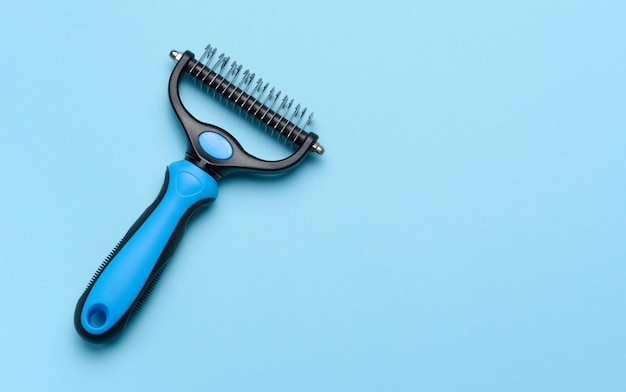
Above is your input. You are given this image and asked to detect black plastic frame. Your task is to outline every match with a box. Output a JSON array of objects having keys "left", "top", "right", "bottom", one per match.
[{"left": 169, "top": 51, "right": 319, "bottom": 179}]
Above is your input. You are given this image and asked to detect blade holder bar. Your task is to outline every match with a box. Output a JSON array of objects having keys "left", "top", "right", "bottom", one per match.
[{"left": 176, "top": 52, "right": 313, "bottom": 149}]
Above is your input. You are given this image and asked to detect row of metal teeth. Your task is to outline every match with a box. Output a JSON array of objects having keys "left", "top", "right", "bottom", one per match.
[{"left": 186, "top": 45, "right": 318, "bottom": 151}]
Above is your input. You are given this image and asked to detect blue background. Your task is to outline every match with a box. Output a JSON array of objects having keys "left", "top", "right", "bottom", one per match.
[{"left": 1, "top": 1, "right": 625, "bottom": 390}]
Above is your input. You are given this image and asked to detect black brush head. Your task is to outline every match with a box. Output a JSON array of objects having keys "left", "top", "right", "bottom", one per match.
[
  {"left": 170, "top": 47, "right": 323, "bottom": 155},
  {"left": 168, "top": 48, "right": 322, "bottom": 179}
]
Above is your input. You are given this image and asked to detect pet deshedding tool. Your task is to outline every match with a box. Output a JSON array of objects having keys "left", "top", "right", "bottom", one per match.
[{"left": 74, "top": 44, "right": 323, "bottom": 343}]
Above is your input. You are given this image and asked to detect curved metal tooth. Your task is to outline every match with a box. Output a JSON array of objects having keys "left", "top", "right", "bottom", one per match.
[
  {"left": 237, "top": 73, "right": 256, "bottom": 118},
  {"left": 260, "top": 90, "right": 281, "bottom": 123},
  {"left": 262, "top": 91, "right": 281, "bottom": 136},
  {"left": 202, "top": 53, "right": 224, "bottom": 85},
  {"left": 215, "top": 57, "right": 231, "bottom": 102},
  {"left": 267, "top": 96, "right": 289, "bottom": 137},
  {"left": 284, "top": 103, "right": 301, "bottom": 142},
  {"left": 208, "top": 55, "right": 229, "bottom": 88},
  {"left": 291, "top": 107, "right": 308, "bottom": 145},
  {"left": 259, "top": 87, "right": 280, "bottom": 129},
  {"left": 205, "top": 48, "right": 217, "bottom": 67},
  {"left": 192, "top": 45, "right": 211, "bottom": 78},
  {"left": 267, "top": 95, "right": 293, "bottom": 135},
  {"left": 251, "top": 83, "right": 270, "bottom": 117},
  {"left": 275, "top": 98, "right": 294, "bottom": 140},
  {"left": 302, "top": 112, "right": 314, "bottom": 132},
  {"left": 238, "top": 77, "right": 261, "bottom": 108},
  {"left": 230, "top": 69, "right": 250, "bottom": 102},
  {"left": 221, "top": 62, "right": 241, "bottom": 100},
  {"left": 293, "top": 107, "right": 307, "bottom": 129}
]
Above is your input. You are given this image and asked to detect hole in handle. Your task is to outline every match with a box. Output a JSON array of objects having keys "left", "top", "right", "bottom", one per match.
[{"left": 86, "top": 304, "right": 108, "bottom": 329}]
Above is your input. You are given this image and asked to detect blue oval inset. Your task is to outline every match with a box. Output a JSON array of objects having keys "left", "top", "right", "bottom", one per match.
[{"left": 198, "top": 132, "right": 233, "bottom": 160}]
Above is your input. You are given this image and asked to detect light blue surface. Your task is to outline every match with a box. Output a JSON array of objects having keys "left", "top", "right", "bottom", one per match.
[
  {"left": 0, "top": 0, "right": 625, "bottom": 391},
  {"left": 80, "top": 160, "right": 218, "bottom": 336}
]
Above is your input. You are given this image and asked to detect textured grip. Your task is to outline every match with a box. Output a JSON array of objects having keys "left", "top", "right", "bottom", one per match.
[{"left": 74, "top": 160, "right": 218, "bottom": 343}]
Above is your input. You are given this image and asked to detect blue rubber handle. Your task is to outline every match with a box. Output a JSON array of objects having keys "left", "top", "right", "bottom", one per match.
[{"left": 74, "top": 160, "right": 218, "bottom": 343}]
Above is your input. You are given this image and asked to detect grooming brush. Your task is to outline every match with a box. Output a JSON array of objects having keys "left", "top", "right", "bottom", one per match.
[{"left": 74, "top": 44, "right": 323, "bottom": 343}]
